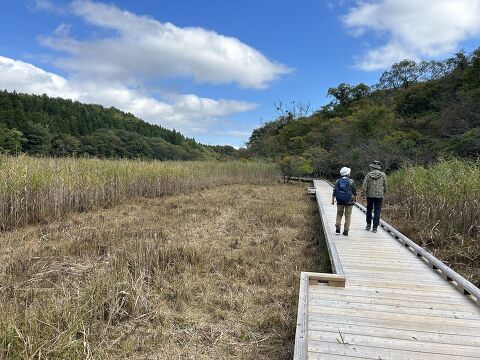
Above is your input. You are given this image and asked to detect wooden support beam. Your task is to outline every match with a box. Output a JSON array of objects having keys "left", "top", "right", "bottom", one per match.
[{"left": 306, "top": 272, "right": 346, "bottom": 288}]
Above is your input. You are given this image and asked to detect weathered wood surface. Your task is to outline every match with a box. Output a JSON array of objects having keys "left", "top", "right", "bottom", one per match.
[
  {"left": 315, "top": 187, "right": 345, "bottom": 277},
  {"left": 295, "top": 180, "right": 480, "bottom": 360},
  {"left": 294, "top": 272, "right": 309, "bottom": 359}
]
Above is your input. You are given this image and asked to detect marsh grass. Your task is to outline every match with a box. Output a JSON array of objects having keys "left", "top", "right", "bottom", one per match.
[
  {"left": 383, "top": 160, "right": 479, "bottom": 286},
  {"left": 0, "top": 183, "right": 328, "bottom": 359},
  {"left": 0, "top": 156, "right": 278, "bottom": 230}
]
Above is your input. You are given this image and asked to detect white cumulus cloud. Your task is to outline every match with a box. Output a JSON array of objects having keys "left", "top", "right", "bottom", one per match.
[
  {"left": 0, "top": 55, "right": 77, "bottom": 98},
  {"left": 0, "top": 56, "right": 257, "bottom": 134},
  {"left": 38, "top": 0, "right": 291, "bottom": 89},
  {"left": 30, "top": 0, "right": 67, "bottom": 14},
  {"left": 343, "top": 0, "right": 480, "bottom": 70}
]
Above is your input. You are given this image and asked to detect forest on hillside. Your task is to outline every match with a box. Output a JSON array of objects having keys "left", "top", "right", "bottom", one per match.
[
  {"left": 247, "top": 48, "right": 480, "bottom": 177},
  {"left": 0, "top": 91, "right": 239, "bottom": 161},
  {"left": 1, "top": 49, "right": 479, "bottom": 167}
]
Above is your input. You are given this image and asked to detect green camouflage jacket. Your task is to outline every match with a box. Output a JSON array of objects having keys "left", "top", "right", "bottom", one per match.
[{"left": 362, "top": 170, "right": 387, "bottom": 198}]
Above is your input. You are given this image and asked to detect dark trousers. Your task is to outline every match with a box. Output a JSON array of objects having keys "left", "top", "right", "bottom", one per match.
[{"left": 366, "top": 197, "right": 383, "bottom": 229}]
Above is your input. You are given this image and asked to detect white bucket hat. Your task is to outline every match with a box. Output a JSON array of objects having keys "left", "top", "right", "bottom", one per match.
[{"left": 340, "top": 167, "right": 351, "bottom": 176}]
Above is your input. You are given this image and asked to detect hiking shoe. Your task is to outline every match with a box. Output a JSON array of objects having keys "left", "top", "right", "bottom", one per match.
[
  {"left": 343, "top": 231, "right": 348, "bottom": 236},
  {"left": 372, "top": 228, "right": 378, "bottom": 233},
  {"left": 365, "top": 225, "right": 371, "bottom": 231},
  {"left": 335, "top": 226, "right": 341, "bottom": 234}
]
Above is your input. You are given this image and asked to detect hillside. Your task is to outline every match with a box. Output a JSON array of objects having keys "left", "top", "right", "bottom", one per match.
[
  {"left": 0, "top": 91, "right": 237, "bottom": 160},
  {"left": 247, "top": 48, "right": 480, "bottom": 177}
]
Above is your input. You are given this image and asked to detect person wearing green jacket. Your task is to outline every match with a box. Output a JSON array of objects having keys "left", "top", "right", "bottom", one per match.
[{"left": 362, "top": 161, "right": 387, "bottom": 233}]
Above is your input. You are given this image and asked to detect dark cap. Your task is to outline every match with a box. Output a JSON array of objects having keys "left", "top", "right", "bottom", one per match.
[{"left": 369, "top": 160, "right": 382, "bottom": 170}]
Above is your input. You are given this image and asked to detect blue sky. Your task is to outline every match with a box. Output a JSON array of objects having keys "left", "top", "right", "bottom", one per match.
[{"left": 1, "top": 0, "right": 480, "bottom": 147}]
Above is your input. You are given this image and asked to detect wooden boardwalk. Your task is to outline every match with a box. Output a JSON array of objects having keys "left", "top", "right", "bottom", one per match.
[{"left": 294, "top": 180, "right": 480, "bottom": 360}]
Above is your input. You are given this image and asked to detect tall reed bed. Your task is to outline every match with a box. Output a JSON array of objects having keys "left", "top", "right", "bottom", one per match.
[
  {"left": 0, "top": 156, "right": 279, "bottom": 230},
  {"left": 384, "top": 159, "right": 479, "bottom": 285}
]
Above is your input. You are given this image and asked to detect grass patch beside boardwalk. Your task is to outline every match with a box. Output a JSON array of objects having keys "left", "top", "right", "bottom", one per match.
[
  {"left": 0, "top": 156, "right": 278, "bottom": 231},
  {"left": 0, "top": 183, "right": 328, "bottom": 359},
  {"left": 383, "top": 160, "right": 480, "bottom": 287}
]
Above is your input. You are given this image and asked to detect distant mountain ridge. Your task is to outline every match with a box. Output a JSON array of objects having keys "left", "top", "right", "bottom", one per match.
[{"left": 0, "top": 90, "right": 238, "bottom": 160}]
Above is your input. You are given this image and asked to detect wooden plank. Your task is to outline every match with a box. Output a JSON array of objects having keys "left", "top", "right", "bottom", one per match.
[
  {"left": 309, "top": 283, "right": 478, "bottom": 306},
  {"left": 345, "top": 272, "right": 445, "bottom": 281},
  {"left": 309, "top": 292, "right": 475, "bottom": 311},
  {"left": 339, "top": 263, "right": 426, "bottom": 271},
  {"left": 338, "top": 256, "right": 428, "bottom": 263},
  {"left": 309, "top": 306, "right": 480, "bottom": 327},
  {"left": 344, "top": 256, "right": 428, "bottom": 264},
  {"left": 344, "top": 268, "right": 438, "bottom": 275},
  {"left": 343, "top": 273, "right": 444, "bottom": 282},
  {"left": 308, "top": 312, "right": 480, "bottom": 337},
  {"left": 309, "top": 285, "right": 477, "bottom": 305},
  {"left": 341, "top": 282, "right": 462, "bottom": 294},
  {"left": 308, "top": 299, "right": 480, "bottom": 320},
  {"left": 309, "top": 279, "right": 470, "bottom": 297},
  {"left": 307, "top": 342, "right": 475, "bottom": 360},
  {"left": 342, "top": 277, "right": 464, "bottom": 289},
  {"left": 308, "top": 331, "right": 480, "bottom": 357},
  {"left": 293, "top": 272, "right": 309, "bottom": 360},
  {"left": 309, "top": 290, "right": 475, "bottom": 308},
  {"left": 343, "top": 272, "right": 448, "bottom": 281},
  {"left": 341, "top": 265, "right": 459, "bottom": 276},
  {"left": 308, "top": 321, "right": 480, "bottom": 347},
  {"left": 335, "top": 251, "right": 416, "bottom": 257},
  {"left": 335, "top": 247, "right": 416, "bottom": 252},
  {"left": 344, "top": 284, "right": 465, "bottom": 297},
  {"left": 343, "top": 284, "right": 464, "bottom": 295},
  {"left": 335, "top": 244, "right": 412, "bottom": 250},
  {"left": 335, "top": 251, "right": 425, "bottom": 258},
  {"left": 308, "top": 354, "right": 365, "bottom": 360}
]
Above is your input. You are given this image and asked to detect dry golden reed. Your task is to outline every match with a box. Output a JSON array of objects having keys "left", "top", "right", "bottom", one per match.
[
  {"left": 0, "top": 155, "right": 279, "bottom": 230},
  {"left": 384, "top": 159, "right": 479, "bottom": 285},
  {"left": 0, "top": 184, "right": 328, "bottom": 359}
]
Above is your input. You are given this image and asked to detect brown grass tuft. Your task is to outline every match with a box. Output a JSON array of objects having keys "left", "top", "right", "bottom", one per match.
[
  {"left": 383, "top": 160, "right": 480, "bottom": 286},
  {"left": 0, "top": 183, "right": 328, "bottom": 359}
]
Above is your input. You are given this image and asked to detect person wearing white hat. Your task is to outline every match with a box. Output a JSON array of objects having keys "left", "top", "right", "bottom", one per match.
[{"left": 331, "top": 166, "right": 357, "bottom": 236}]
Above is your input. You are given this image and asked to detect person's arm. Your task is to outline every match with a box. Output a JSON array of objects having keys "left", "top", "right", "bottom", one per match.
[
  {"left": 332, "top": 180, "right": 337, "bottom": 205},
  {"left": 383, "top": 173, "right": 388, "bottom": 194},
  {"left": 351, "top": 179, "right": 357, "bottom": 202},
  {"left": 362, "top": 175, "right": 368, "bottom": 198}
]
